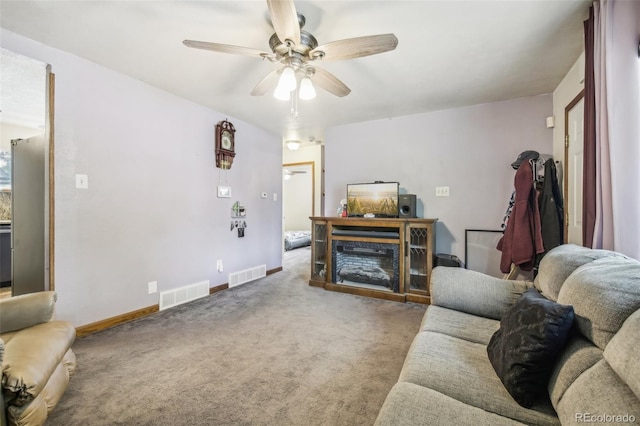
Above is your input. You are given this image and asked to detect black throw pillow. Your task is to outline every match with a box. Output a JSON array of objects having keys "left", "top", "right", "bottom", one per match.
[{"left": 487, "top": 287, "right": 574, "bottom": 408}]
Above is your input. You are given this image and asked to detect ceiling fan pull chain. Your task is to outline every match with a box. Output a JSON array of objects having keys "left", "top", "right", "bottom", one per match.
[{"left": 290, "top": 85, "right": 300, "bottom": 118}]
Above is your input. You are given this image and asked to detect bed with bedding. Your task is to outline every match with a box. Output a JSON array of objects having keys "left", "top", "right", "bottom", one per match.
[{"left": 284, "top": 230, "right": 311, "bottom": 251}]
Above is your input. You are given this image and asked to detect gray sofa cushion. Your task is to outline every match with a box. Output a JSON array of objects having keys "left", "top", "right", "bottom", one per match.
[
  {"left": 555, "top": 359, "right": 640, "bottom": 425},
  {"left": 604, "top": 309, "right": 640, "bottom": 400},
  {"left": 487, "top": 288, "right": 575, "bottom": 408},
  {"left": 431, "top": 267, "right": 531, "bottom": 320},
  {"left": 420, "top": 305, "right": 499, "bottom": 345},
  {"left": 547, "top": 335, "right": 603, "bottom": 408},
  {"left": 375, "top": 382, "right": 527, "bottom": 426},
  {"left": 398, "top": 331, "right": 559, "bottom": 425},
  {"left": 534, "top": 244, "right": 626, "bottom": 301},
  {"left": 557, "top": 256, "right": 640, "bottom": 350}
]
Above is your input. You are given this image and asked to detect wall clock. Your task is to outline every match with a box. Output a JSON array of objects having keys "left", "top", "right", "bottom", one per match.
[{"left": 215, "top": 119, "right": 236, "bottom": 169}]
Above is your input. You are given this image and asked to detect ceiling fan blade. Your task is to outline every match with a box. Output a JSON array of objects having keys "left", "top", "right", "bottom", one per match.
[
  {"left": 266, "top": 0, "right": 300, "bottom": 47},
  {"left": 250, "top": 69, "right": 281, "bottom": 96},
  {"left": 310, "top": 34, "right": 398, "bottom": 62},
  {"left": 311, "top": 67, "right": 351, "bottom": 97},
  {"left": 183, "top": 40, "right": 272, "bottom": 59}
]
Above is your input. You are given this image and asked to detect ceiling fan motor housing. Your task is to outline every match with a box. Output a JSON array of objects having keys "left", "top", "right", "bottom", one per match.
[{"left": 269, "top": 14, "right": 319, "bottom": 61}]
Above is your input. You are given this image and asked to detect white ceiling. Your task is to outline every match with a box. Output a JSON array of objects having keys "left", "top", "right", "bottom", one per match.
[
  {"left": 0, "top": 48, "right": 47, "bottom": 129},
  {"left": 0, "top": 0, "right": 590, "bottom": 145}
]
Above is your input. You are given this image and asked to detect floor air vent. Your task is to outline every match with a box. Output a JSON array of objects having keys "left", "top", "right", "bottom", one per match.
[
  {"left": 228, "top": 264, "right": 267, "bottom": 288},
  {"left": 159, "top": 280, "right": 209, "bottom": 311}
]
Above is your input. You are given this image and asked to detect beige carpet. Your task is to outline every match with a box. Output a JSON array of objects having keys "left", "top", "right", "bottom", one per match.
[{"left": 47, "top": 246, "right": 426, "bottom": 425}]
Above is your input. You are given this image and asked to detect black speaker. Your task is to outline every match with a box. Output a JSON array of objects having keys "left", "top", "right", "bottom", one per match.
[
  {"left": 434, "top": 253, "right": 462, "bottom": 268},
  {"left": 398, "top": 194, "right": 417, "bottom": 218}
]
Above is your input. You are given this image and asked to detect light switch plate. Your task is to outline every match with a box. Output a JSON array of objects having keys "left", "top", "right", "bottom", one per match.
[
  {"left": 435, "top": 186, "right": 450, "bottom": 197},
  {"left": 75, "top": 174, "right": 89, "bottom": 189},
  {"left": 217, "top": 186, "right": 231, "bottom": 198}
]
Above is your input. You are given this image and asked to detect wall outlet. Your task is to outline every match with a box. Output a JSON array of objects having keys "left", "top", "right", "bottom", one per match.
[
  {"left": 216, "top": 259, "right": 223, "bottom": 273},
  {"left": 435, "top": 186, "right": 450, "bottom": 197},
  {"left": 148, "top": 281, "right": 158, "bottom": 294}
]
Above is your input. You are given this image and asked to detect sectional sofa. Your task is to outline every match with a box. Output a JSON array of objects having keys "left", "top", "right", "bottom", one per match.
[{"left": 376, "top": 244, "right": 640, "bottom": 425}]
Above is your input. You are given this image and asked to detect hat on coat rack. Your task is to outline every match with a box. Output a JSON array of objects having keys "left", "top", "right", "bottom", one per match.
[{"left": 511, "top": 150, "right": 540, "bottom": 169}]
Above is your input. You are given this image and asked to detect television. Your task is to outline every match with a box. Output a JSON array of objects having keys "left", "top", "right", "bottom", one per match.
[{"left": 347, "top": 182, "right": 399, "bottom": 218}]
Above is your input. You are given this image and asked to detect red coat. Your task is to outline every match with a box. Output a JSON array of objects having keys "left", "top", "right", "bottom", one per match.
[{"left": 497, "top": 161, "right": 544, "bottom": 273}]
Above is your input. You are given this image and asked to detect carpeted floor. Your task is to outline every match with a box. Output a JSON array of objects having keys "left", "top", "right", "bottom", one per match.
[{"left": 47, "top": 246, "right": 426, "bottom": 425}]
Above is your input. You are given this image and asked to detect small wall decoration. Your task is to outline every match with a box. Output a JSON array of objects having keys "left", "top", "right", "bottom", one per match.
[
  {"left": 215, "top": 119, "right": 236, "bottom": 170},
  {"left": 231, "top": 201, "right": 246, "bottom": 237},
  {"left": 231, "top": 201, "right": 245, "bottom": 217}
]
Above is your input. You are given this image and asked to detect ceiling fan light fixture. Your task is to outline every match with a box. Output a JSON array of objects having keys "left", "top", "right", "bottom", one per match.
[
  {"left": 278, "top": 66, "right": 297, "bottom": 91},
  {"left": 286, "top": 140, "right": 301, "bottom": 150},
  {"left": 299, "top": 77, "right": 316, "bottom": 100},
  {"left": 273, "top": 84, "right": 291, "bottom": 101}
]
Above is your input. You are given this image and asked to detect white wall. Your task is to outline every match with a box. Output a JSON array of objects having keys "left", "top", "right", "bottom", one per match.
[
  {"left": 1, "top": 29, "right": 283, "bottom": 327},
  {"left": 325, "top": 95, "right": 553, "bottom": 262},
  {"left": 1, "top": 123, "right": 44, "bottom": 151}
]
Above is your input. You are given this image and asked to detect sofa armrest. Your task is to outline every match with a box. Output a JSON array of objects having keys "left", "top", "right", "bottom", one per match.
[
  {"left": 0, "top": 291, "right": 57, "bottom": 334},
  {"left": 430, "top": 267, "right": 532, "bottom": 320},
  {"left": 2, "top": 321, "right": 76, "bottom": 406}
]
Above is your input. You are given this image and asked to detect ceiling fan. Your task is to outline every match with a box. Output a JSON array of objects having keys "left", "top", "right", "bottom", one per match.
[{"left": 183, "top": 0, "right": 398, "bottom": 99}]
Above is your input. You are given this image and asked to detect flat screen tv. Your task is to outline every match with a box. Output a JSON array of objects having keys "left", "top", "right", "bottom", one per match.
[{"left": 347, "top": 182, "right": 399, "bottom": 218}]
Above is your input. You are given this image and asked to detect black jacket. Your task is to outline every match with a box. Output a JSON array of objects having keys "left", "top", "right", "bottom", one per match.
[{"left": 538, "top": 159, "right": 564, "bottom": 260}]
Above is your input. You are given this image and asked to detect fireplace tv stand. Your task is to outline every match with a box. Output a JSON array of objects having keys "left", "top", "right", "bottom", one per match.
[{"left": 309, "top": 217, "right": 437, "bottom": 304}]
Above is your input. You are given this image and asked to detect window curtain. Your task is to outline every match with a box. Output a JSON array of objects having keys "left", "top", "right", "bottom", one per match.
[
  {"left": 591, "top": 0, "right": 614, "bottom": 250},
  {"left": 582, "top": 7, "right": 596, "bottom": 248},
  {"left": 585, "top": 0, "right": 640, "bottom": 259}
]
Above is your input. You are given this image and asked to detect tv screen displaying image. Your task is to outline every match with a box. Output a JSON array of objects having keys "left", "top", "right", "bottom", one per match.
[{"left": 347, "top": 182, "right": 399, "bottom": 218}]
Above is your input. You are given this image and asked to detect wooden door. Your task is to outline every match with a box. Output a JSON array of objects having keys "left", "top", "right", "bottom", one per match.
[{"left": 565, "top": 93, "right": 585, "bottom": 245}]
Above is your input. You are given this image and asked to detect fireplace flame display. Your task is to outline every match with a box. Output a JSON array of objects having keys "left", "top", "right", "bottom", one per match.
[{"left": 332, "top": 241, "right": 399, "bottom": 292}]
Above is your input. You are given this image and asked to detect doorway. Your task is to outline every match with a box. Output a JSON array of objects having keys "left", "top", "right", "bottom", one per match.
[
  {"left": 0, "top": 48, "right": 54, "bottom": 297},
  {"left": 283, "top": 162, "right": 315, "bottom": 232},
  {"left": 564, "top": 91, "right": 585, "bottom": 245}
]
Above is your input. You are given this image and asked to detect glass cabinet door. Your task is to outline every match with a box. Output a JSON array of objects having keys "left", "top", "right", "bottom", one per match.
[
  {"left": 407, "top": 225, "right": 430, "bottom": 294},
  {"left": 311, "top": 220, "right": 327, "bottom": 283}
]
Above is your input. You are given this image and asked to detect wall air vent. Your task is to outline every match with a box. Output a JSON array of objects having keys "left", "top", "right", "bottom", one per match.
[
  {"left": 228, "top": 265, "right": 267, "bottom": 288},
  {"left": 159, "top": 280, "right": 209, "bottom": 311}
]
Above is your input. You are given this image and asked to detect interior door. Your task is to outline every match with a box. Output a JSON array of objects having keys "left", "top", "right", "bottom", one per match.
[
  {"left": 11, "top": 135, "right": 46, "bottom": 295},
  {"left": 565, "top": 94, "right": 585, "bottom": 245}
]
